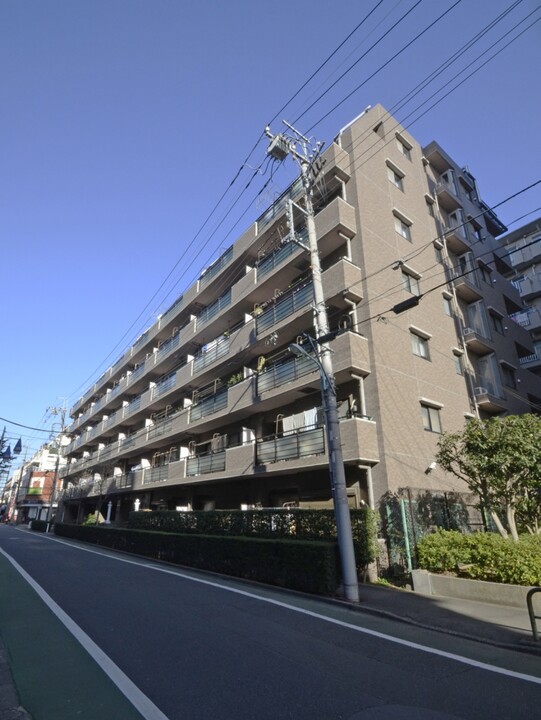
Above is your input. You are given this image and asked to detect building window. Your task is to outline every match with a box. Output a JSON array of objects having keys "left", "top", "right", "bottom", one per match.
[
  {"left": 387, "top": 163, "right": 404, "bottom": 190},
  {"left": 443, "top": 295, "right": 453, "bottom": 316},
  {"left": 478, "top": 263, "right": 492, "bottom": 285},
  {"left": 411, "top": 332, "right": 430, "bottom": 360},
  {"left": 426, "top": 197, "right": 435, "bottom": 217},
  {"left": 421, "top": 403, "right": 442, "bottom": 433},
  {"left": 453, "top": 350, "right": 464, "bottom": 375},
  {"left": 435, "top": 245, "right": 443, "bottom": 263},
  {"left": 501, "top": 365, "right": 516, "bottom": 389},
  {"left": 402, "top": 271, "right": 420, "bottom": 296},
  {"left": 469, "top": 221, "right": 484, "bottom": 243},
  {"left": 394, "top": 213, "right": 412, "bottom": 241},
  {"left": 396, "top": 135, "right": 412, "bottom": 160},
  {"left": 490, "top": 312, "right": 505, "bottom": 335}
]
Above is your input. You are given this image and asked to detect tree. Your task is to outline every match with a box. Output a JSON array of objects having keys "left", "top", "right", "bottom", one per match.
[{"left": 436, "top": 414, "right": 541, "bottom": 541}]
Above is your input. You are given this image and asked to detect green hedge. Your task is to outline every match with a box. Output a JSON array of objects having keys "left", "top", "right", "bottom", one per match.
[
  {"left": 29, "top": 520, "right": 47, "bottom": 532},
  {"left": 54, "top": 524, "right": 340, "bottom": 595},
  {"left": 128, "top": 508, "right": 377, "bottom": 567},
  {"left": 417, "top": 530, "right": 541, "bottom": 586}
]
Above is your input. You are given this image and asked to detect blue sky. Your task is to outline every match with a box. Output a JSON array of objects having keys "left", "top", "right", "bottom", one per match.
[{"left": 1, "top": 0, "right": 540, "bottom": 458}]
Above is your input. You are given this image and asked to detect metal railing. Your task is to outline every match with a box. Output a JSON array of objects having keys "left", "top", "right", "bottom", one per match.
[
  {"left": 193, "top": 336, "right": 230, "bottom": 373},
  {"left": 256, "top": 281, "right": 313, "bottom": 334},
  {"left": 190, "top": 388, "right": 228, "bottom": 422},
  {"left": 200, "top": 247, "right": 233, "bottom": 287},
  {"left": 196, "top": 289, "right": 232, "bottom": 327},
  {"left": 256, "top": 426, "right": 325, "bottom": 465},
  {"left": 256, "top": 353, "right": 316, "bottom": 394},
  {"left": 186, "top": 451, "right": 226, "bottom": 476}
]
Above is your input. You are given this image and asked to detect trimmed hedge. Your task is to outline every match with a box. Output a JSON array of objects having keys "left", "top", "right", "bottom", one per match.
[
  {"left": 128, "top": 508, "right": 377, "bottom": 567},
  {"left": 54, "top": 524, "right": 340, "bottom": 595},
  {"left": 29, "top": 520, "right": 47, "bottom": 532},
  {"left": 417, "top": 530, "right": 541, "bottom": 586}
]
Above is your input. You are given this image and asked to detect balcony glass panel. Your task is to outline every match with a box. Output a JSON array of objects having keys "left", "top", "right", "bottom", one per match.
[
  {"left": 130, "top": 362, "right": 146, "bottom": 381},
  {"left": 160, "top": 295, "right": 183, "bottom": 322},
  {"left": 197, "top": 289, "right": 232, "bottom": 327},
  {"left": 103, "top": 412, "right": 117, "bottom": 429},
  {"left": 256, "top": 353, "right": 315, "bottom": 394},
  {"left": 257, "top": 177, "right": 303, "bottom": 232},
  {"left": 258, "top": 240, "right": 298, "bottom": 279},
  {"left": 156, "top": 333, "right": 180, "bottom": 364},
  {"left": 200, "top": 247, "right": 233, "bottom": 287},
  {"left": 190, "top": 388, "right": 228, "bottom": 422},
  {"left": 256, "top": 426, "right": 325, "bottom": 464},
  {"left": 153, "top": 373, "right": 176, "bottom": 398},
  {"left": 193, "top": 336, "right": 230, "bottom": 373},
  {"left": 186, "top": 451, "right": 226, "bottom": 476},
  {"left": 256, "top": 281, "right": 313, "bottom": 334},
  {"left": 143, "top": 466, "right": 169, "bottom": 485},
  {"left": 124, "top": 397, "right": 141, "bottom": 417}
]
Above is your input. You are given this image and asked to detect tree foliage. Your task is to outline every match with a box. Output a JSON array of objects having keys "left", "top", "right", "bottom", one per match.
[{"left": 436, "top": 414, "right": 541, "bottom": 541}]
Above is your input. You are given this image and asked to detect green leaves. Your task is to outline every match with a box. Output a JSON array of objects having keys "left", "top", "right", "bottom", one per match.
[{"left": 436, "top": 415, "right": 541, "bottom": 540}]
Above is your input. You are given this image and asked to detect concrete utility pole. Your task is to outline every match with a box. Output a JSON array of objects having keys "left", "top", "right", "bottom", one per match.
[
  {"left": 265, "top": 123, "right": 360, "bottom": 603},
  {"left": 45, "top": 403, "right": 67, "bottom": 533}
]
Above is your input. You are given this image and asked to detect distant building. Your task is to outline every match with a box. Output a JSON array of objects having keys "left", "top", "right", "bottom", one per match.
[
  {"left": 498, "top": 216, "right": 541, "bottom": 380},
  {"left": 9, "top": 443, "right": 66, "bottom": 524},
  {"left": 59, "top": 104, "right": 541, "bottom": 529}
]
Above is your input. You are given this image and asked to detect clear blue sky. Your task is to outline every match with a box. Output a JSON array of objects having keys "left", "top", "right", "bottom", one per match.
[{"left": 1, "top": 0, "right": 540, "bottom": 458}]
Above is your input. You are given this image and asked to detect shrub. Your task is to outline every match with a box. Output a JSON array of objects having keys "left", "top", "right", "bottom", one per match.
[
  {"left": 54, "top": 524, "right": 340, "bottom": 595},
  {"left": 417, "top": 530, "right": 541, "bottom": 585},
  {"left": 127, "top": 507, "right": 377, "bottom": 568},
  {"left": 29, "top": 519, "right": 47, "bottom": 533}
]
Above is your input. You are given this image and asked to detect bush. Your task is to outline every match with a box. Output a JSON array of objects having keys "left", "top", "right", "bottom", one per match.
[
  {"left": 127, "top": 508, "right": 377, "bottom": 568},
  {"left": 417, "top": 530, "right": 541, "bottom": 585},
  {"left": 29, "top": 519, "right": 47, "bottom": 533},
  {"left": 54, "top": 524, "right": 340, "bottom": 595}
]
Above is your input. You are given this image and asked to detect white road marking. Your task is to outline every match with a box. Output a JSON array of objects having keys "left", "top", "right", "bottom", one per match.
[
  {"left": 12, "top": 529, "right": 541, "bottom": 686},
  {"left": 0, "top": 545, "right": 171, "bottom": 720}
]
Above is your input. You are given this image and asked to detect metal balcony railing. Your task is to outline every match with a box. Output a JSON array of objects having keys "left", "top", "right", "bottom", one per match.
[
  {"left": 190, "top": 388, "right": 228, "bottom": 422},
  {"left": 200, "top": 247, "right": 233, "bottom": 287},
  {"left": 193, "top": 336, "right": 230, "bottom": 374},
  {"left": 256, "top": 426, "right": 325, "bottom": 465},
  {"left": 256, "top": 281, "right": 313, "bottom": 334},
  {"left": 186, "top": 451, "right": 226, "bottom": 476},
  {"left": 256, "top": 353, "right": 315, "bottom": 394}
]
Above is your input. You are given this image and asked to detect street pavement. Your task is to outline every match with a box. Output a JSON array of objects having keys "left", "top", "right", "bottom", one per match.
[{"left": 0, "top": 525, "right": 539, "bottom": 719}]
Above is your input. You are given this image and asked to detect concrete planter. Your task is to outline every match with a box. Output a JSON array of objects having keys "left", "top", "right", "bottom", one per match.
[{"left": 411, "top": 569, "right": 535, "bottom": 608}]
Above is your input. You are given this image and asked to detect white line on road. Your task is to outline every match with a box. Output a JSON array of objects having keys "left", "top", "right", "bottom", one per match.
[
  {"left": 0, "top": 545, "right": 172, "bottom": 720},
  {"left": 14, "top": 530, "right": 541, "bottom": 687}
]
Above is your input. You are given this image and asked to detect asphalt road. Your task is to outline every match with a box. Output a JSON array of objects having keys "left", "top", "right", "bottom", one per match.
[{"left": 0, "top": 526, "right": 539, "bottom": 720}]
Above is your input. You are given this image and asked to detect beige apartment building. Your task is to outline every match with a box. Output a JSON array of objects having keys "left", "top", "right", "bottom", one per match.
[{"left": 59, "top": 105, "right": 541, "bottom": 525}]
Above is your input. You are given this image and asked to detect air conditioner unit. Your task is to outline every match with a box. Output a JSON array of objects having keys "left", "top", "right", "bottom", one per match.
[{"left": 474, "top": 386, "right": 488, "bottom": 396}]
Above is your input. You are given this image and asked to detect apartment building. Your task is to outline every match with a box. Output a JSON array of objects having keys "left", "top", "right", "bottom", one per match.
[
  {"left": 498, "top": 217, "right": 541, "bottom": 381},
  {"left": 59, "top": 104, "right": 541, "bottom": 525},
  {"left": 6, "top": 444, "right": 65, "bottom": 523}
]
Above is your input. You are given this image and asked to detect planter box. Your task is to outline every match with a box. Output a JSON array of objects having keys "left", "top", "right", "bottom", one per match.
[{"left": 411, "top": 569, "right": 535, "bottom": 608}]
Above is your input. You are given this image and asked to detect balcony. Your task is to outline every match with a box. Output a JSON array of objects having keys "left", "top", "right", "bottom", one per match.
[
  {"left": 314, "top": 196, "right": 357, "bottom": 256},
  {"left": 256, "top": 280, "right": 313, "bottom": 336},
  {"left": 444, "top": 224, "right": 469, "bottom": 254},
  {"left": 186, "top": 451, "right": 226, "bottom": 477},
  {"left": 463, "top": 328, "right": 493, "bottom": 356},
  {"left": 321, "top": 258, "right": 363, "bottom": 302},
  {"left": 190, "top": 387, "right": 228, "bottom": 423},
  {"left": 453, "top": 268, "right": 482, "bottom": 302},
  {"left": 474, "top": 386, "right": 507, "bottom": 414},
  {"left": 257, "top": 353, "right": 316, "bottom": 395},
  {"left": 435, "top": 181, "right": 461, "bottom": 212},
  {"left": 256, "top": 426, "right": 326, "bottom": 465},
  {"left": 193, "top": 336, "right": 230, "bottom": 374},
  {"left": 520, "top": 274, "right": 541, "bottom": 301},
  {"left": 199, "top": 246, "right": 233, "bottom": 289},
  {"left": 519, "top": 352, "right": 541, "bottom": 370},
  {"left": 196, "top": 289, "right": 232, "bottom": 329}
]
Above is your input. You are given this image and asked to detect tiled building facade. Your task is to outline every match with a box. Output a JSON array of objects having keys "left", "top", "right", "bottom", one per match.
[{"left": 59, "top": 105, "right": 541, "bottom": 524}]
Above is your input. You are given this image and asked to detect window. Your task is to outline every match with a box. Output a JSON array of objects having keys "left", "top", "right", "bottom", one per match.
[
  {"left": 387, "top": 165, "right": 404, "bottom": 190},
  {"left": 490, "top": 312, "right": 504, "bottom": 335},
  {"left": 443, "top": 295, "right": 452, "bottom": 316},
  {"left": 435, "top": 245, "right": 443, "bottom": 263},
  {"left": 411, "top": 332, "right": 430, "bottom": 359},
  {"left": 396, "top": 134, "right": 412, "bottom": 160},
  {"left": 453, "top": 349, "right": 464, "bottom": 375},
  {"left": 402, "top": 271, "right": 420, "bottom": 296},
  {"left": 394, "top": 212, "right": 412, "bottom": 241},
  {"left": 426, "top": 197, "right": 435, "bottom": 217},
  {"left": 421, "top": 403, "right": 442, "bottom": 433},
  {"left": 478, "top": 263, "right": 492, "bottom": 285},
  {"left": 501, "top": 364, "right": 516, "bottom": 389},
  {"left": 469, "top": 221, "right": 484, "bottom": 243}
]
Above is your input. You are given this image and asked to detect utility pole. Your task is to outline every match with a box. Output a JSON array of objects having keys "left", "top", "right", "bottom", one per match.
[
  {"left": 45, "top": 403, "right": 67, "bottom": 533},
  {"left": 265, "top": 123, "right": 360, "bottom": 603}
]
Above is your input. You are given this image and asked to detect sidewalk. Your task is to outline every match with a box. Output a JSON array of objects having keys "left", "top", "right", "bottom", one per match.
[{"left": 356, "top": 582, "right": 540, "bottom": 654}]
